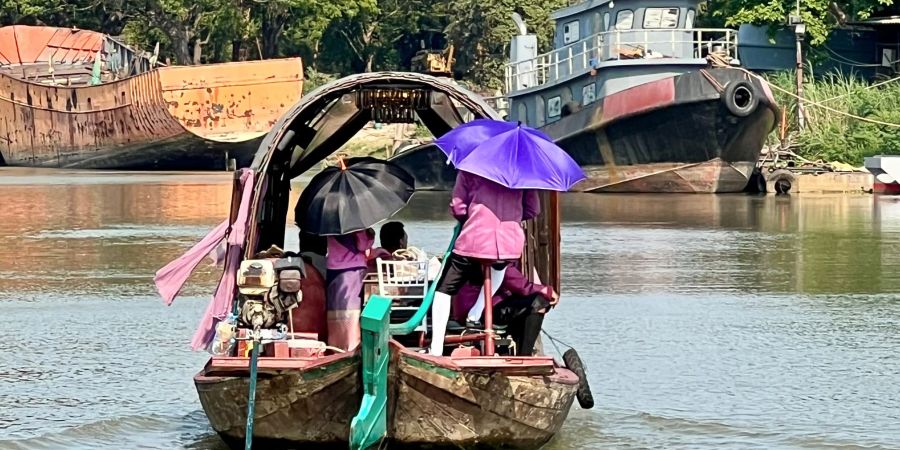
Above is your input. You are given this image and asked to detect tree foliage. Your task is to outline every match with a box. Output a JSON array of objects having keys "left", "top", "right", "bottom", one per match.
[
  {"left": 707, "top": 0, "right": 894, "bottom": 45},
  {"left": 0, "top": 0, "right": 572, "bottom": 89}
]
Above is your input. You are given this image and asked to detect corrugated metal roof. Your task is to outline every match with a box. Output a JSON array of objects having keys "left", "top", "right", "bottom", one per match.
[{"left": 0, "top": 26, "right": 103, "bottom": 66}]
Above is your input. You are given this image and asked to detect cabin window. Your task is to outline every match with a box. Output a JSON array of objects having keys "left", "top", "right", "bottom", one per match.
[
  {"left": 594, "top": 13, "right": 603, "bottom": 34},
  {"left": 603, "top": 12, "right": 610, "bottom": 31},
  {"left": 536, "top": 97, "right": 546, "bottom": 126},
  {"left": 582, "top": 84, "right": 596, "bottom": 105},
  {"left": 517, "top": 102, "right": 528, "bottom": 123},
  {"left": 643, "top": 8, "right": 679, "bottom": 29},
  {"left": 563, "top": 20, "right": 580, "bottom": 44},
  {"left": 614, "top": 10, "right": 634, "bottom": 30},
  {"left": 686, "top": 9, "right": 695, "bottom": 28},
  {"left": 547, "top": 96, "right": 562, "bottom": 118}
]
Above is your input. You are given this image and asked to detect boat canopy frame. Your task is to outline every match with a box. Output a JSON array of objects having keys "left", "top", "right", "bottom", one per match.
[{"left": 238, "top": 71, "right": 561, "bottom": 292}]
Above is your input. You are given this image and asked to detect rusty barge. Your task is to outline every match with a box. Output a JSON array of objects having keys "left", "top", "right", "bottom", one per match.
[{"left": 0, "top": 26, "right": 303, "bottom": 170}]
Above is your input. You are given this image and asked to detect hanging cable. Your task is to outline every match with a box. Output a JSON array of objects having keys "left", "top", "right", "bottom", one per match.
[{"left": 741, "top": 68, "right": 900, "bottom": 128}]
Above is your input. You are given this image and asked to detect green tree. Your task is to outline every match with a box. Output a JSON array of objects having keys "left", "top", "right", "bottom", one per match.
[
  {"left": 708, "top": 0, "right": 893, "bottom": 45},
  {"left": 443, "top": 0, "right": 565, "bottom": 90}
]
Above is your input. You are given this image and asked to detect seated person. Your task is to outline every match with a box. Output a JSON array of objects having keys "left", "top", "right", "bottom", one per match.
[
  {"left": 325, "top": 228, "right": 375, "bottom": 351},
  {"left": 368, "top": 221, "right": 408, "bottom": 269},
  {"left": 451, "top": 265, "right": 559, "bottom": 356},
  {"left": 299, "top": 230, "right": 327, "bottom": 277}
]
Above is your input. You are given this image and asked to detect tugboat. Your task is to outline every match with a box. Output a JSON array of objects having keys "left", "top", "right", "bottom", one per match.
[{"left": 504, "top": 0, "right": 778, "bottom": 193}]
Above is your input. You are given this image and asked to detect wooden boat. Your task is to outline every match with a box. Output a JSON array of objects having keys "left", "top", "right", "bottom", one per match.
[
  {"left": 0, "top": 26, "right": 302, "bottom": 170},
  {"left": 180, "top": 72, "right": 590, "bottom": 449}
]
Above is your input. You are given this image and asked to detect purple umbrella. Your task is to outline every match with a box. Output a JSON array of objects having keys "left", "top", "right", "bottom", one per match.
[{"left": 434, "top": 119, "right": 586, "bottom": 191}]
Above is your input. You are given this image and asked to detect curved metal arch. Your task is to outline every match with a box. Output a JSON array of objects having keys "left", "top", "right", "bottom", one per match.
[
  {"left": 250, "top": 71, "right": 502, "bottom": 174},
  {"left": 245, "top": 72, "right": 502, "bottom": 255}
]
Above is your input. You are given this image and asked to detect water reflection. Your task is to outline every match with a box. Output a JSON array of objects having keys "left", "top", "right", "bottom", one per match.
[{"left": 1, "top": 170, "right": 899, "bottom": 449}]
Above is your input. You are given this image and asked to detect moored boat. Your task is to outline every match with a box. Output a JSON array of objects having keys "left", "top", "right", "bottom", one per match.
[
  {"left": 392, "top": 0, "right": 779, "bottom": 193},
  {"left": 158, "top": 72, "right": 590, "bottom": 449},
  {"left": 0, "top": 26, "right": 303, "bottom": 170}
]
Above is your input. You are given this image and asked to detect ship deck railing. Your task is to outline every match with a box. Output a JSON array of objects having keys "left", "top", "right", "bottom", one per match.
[{"left": 505, "top": 28, "right": 737, "bottom": 94}]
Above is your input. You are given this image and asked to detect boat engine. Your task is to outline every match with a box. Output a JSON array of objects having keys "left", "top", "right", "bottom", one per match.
[{"left": 236, "top": 257, "right": 307, "bottom": 330}]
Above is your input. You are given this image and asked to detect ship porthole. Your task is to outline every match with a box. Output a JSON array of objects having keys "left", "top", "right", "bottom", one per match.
[{"left": 722, "top": 80, "right": 758, "bottom": 118}]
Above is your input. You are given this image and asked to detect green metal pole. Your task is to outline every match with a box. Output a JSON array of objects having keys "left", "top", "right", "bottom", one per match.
[{"left": 245, "top": 340, "right": 260, "bottom": 450}]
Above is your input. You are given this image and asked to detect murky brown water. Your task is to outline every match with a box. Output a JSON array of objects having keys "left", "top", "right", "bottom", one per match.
[{"left": 1, "top": 167, "right": 899, "bottom": 449}]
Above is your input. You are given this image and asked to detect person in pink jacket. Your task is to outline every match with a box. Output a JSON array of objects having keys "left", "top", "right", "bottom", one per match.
[
  {"left": 430, "top": 170, "right": 540, "bottom": 355},
  {"left": 325, "top": 228, "right": 375, "bottom": 351}
]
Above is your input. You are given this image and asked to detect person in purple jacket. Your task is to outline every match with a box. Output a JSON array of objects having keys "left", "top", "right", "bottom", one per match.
[
  {"left": 325, "top": 228, "right": 375, "bottom": 351},
  {"left": 430, "top": 170, "right": 540, "bottom": 355}
]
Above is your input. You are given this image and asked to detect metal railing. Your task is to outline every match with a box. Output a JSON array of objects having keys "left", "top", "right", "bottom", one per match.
[{"left": 505, "top": 28, "right": 737, "bottom": 93}]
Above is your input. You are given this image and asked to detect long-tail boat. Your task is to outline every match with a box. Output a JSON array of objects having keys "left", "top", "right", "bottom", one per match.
[
  {"left": 160, "top": 72, "right": 592, "bottom": 449},
  {"left": 0, "top": 25, "right": 303, "bottom": 170}
]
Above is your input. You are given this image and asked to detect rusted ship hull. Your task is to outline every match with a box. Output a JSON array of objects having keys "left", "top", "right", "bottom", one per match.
[
  {"left": 392, "top": 68, "right": 777, "bottom": 193},
  {"left": 545, "top": 68, "right": 776, "bottom": 193},
  {"left": 196, "top": 347, "right": 577, "bottom": 449},
  {"left": 0, "top": 58, "right": 303, "bottom": 170}
]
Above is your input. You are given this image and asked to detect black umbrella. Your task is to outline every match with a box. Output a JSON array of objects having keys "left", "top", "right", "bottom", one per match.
[{"left": 295, "top": 157, "right": 416, "bottom": 236}]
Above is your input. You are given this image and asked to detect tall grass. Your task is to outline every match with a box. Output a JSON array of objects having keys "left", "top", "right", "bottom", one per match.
[{"left": 764, "top": 72, "right": 900, "bottom": 165}]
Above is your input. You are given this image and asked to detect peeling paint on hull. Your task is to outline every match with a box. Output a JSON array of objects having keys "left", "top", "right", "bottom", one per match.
[{"left": 0, "top": 58, "right": 303, "bottom": 170}]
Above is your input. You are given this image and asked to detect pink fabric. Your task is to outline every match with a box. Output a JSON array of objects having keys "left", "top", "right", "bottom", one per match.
[
  {"left": 154, "top": 169, "right": 256, "bottom": 350},
  {"left": 326, "top": 230, "right": 373, "bottom": 270},
  {"left": 451, "top": 266, "right": 551, "bottom": 322},
  {"left": 450, "top": 171, "right": 540, "bottom": 261},
  {"left": 154, "top": 219, "right": 229, "bottom": 306}
]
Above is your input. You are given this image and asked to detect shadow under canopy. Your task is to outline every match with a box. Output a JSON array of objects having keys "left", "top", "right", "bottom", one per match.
[{"left": 238, "top": 71, "right": 560, "bottom": 292}]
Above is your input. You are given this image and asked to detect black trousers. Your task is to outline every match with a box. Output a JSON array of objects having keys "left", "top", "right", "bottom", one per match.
[
  {"left": 435, "top": 253, "right": 509, "bottom": 296},
  {"left": 495, "top": 293, "right": 549, "bottom": 356}
]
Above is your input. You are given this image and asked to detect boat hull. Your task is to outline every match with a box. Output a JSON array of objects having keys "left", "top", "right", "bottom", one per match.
[
  {"left": 194, "top": 353, "right": 360, "bottom": 448},
  {"left": 195, "top": 347, "right": 579, "bottom": 449},
  {"left": 0, "top": 58, "right": 302, "bottom": 170},
  {"left": 388, "top": 350, "right": 579, "bottom": 449},
  {"left": 391, "top": 67, "right": 777, "bottom": 193}
]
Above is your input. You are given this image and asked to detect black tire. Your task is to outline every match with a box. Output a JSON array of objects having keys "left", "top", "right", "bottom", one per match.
[
  {"left": 765, "top": 169, "right": 796, "bottom": 195},
  {"left": 563, "top": 348, "right": 595, "bottom": 409},
  {"left": 722, "top": 80, "right": 759, "bottom": 118}
]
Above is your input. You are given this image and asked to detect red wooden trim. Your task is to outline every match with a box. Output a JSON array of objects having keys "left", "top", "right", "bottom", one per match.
[
  {"left": 398, "top": 347, "right": 577, "bottom": 378},
  {"left": 205, "top": 350, "right": 356, "bottom": 373}
]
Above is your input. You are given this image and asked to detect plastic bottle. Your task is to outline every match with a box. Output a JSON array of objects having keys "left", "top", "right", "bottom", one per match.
[{"left": 210, "top": 314, "right": 237, "bottom": 356}]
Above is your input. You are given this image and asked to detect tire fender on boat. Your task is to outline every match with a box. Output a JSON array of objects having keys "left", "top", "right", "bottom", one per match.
[
  {"left": 721, "top": 80, "right": 759, "bottom": 118},
  {"left": 563, "top": 348, "right": 595, "bottom": 409},
  {"left": 765, "top": 169, "right": 796, "bottom": 194}
]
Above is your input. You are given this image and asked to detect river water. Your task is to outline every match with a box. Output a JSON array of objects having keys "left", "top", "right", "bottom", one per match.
[{"left": 1, "top": 168, "right": 898, "bottom": 450}]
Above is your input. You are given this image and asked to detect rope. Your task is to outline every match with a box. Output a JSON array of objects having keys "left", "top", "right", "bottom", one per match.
[
  {"left": 823, "top": 44, "right": 899, "bottom": 68},
  {"left": 699, "top": 69, "right": 725, "bottom": 93},
  {"left": 541, "top": 329, "right": 575, "bottom": 358},
  {"left": 738, "top": 68, "right": 900, "bottom": 128}
]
